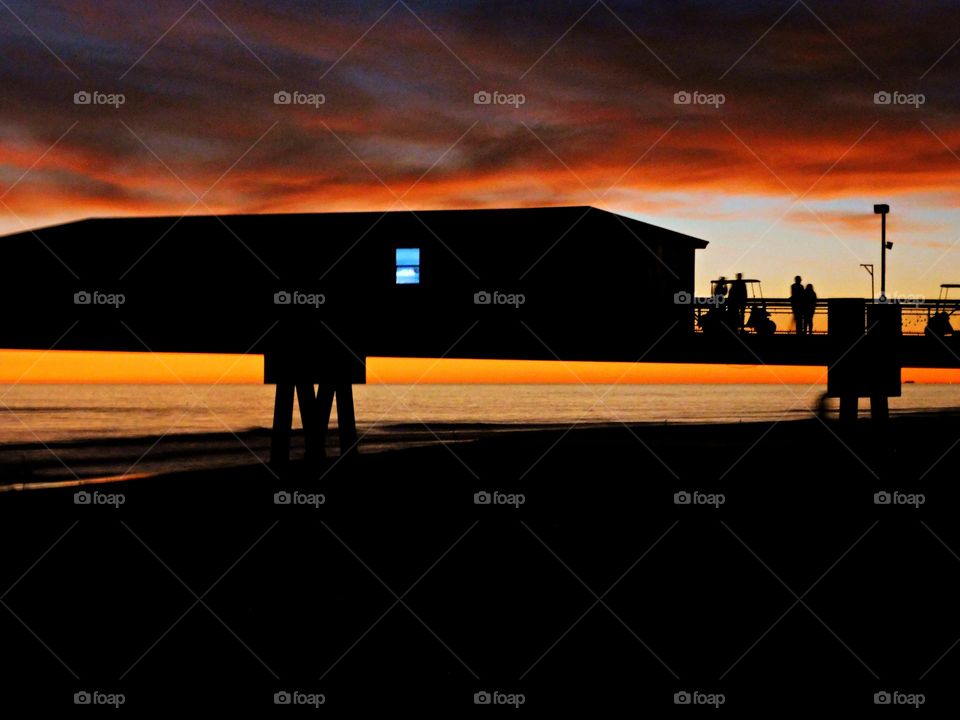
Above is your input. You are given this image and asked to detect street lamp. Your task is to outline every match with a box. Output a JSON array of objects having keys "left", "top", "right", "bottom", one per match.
[{"left": 874, "top": 204, "right": 892, "bottom": 301}]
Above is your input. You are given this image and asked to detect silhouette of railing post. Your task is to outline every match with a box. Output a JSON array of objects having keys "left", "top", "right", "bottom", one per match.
[
  {"left": 827, "top": 299, "right": 863, "bottom": 423},
  {"left": 826, "top": 299, "right": 901, "bottom": 424},
  {"left": 295, "top": 382, "right": 320, "bottom": 463},
  {"left": 270, "top": 382, "right": 295, "bottom": 467},
  {"left": 866, "top": 301, "right": 902, "bottom": 423},
  {"left": 335, "top": 382, "right": 358, "bottom": 454},
  {"left": 314, "top": 384, "right": 336, "bottom": 456}
]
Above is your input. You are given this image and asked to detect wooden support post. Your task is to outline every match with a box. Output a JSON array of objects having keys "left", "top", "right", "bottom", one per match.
[
  {"left": 315, "top": 384, "right": 335, "bottom": 456},
  {"left": 295, "top": 382, "right": 318, "bottom": 462},
  {"left": 335, "top": 382, "right": 358, "bottom": 457},
  {"left": 270, "top": 382, "right": 295, "bottom": 468},
  {"left": 269, "top": 376, "right": 358, "bottom": 466},
  {"left": 839, "top": 395, "right": 858, "bottom": 424},
  {"left": 870, "top": 395, "right": 889, "bottom": 423}
]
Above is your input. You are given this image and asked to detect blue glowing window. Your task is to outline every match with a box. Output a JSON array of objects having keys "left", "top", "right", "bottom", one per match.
[{"left": 396, "top": 247, "right": 420, "bottom": 284}]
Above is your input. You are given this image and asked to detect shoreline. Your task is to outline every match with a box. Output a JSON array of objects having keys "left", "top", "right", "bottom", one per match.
[
  {"left": 4, "top": 408, "right": 960, "bottom": 492},
  {"left": 5, "top": 403, "right": 960, "bottom": 452}
]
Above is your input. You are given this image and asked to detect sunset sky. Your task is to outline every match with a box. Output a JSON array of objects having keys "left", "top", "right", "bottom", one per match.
[{"left": 2, "top": 0, "right": 960, "bottom": 383}]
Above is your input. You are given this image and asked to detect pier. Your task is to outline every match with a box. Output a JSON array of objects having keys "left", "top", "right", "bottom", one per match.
[{"left": 0, "top": 207, "right": 957, "bottom": 463}]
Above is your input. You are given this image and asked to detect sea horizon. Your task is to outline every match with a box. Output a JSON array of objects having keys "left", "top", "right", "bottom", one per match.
[{"left": 3, "top": 383, "right": 960, "bottom": 484}]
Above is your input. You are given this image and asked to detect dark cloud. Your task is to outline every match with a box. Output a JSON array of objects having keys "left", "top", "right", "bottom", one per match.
[{"left": 2, "top": 0, "right": 960, "bottom": 220}]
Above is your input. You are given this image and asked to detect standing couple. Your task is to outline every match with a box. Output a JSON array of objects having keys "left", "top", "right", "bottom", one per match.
[{"left": 790, "top": 276, "right": 817, "bottom": 335}]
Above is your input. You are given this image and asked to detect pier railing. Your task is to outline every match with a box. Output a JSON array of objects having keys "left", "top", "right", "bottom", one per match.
[{"left": 691, "top": 298, "right": 960, "bottom": 336}]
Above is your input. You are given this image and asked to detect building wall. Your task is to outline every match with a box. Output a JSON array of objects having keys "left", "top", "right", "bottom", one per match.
[{"left": 0, "top": 211, "right": 703, "bottom": 373}]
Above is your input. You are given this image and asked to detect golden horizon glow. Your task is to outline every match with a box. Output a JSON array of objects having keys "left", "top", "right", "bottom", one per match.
[{"left": 0, "top": 350, "right": 958, "bottom": 385}]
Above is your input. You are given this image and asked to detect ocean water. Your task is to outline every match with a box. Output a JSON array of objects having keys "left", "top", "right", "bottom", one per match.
[{"left": 1, "top": 383, "right": 958, "bottom": 483}]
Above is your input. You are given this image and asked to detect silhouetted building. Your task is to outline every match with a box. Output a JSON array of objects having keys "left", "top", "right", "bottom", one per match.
[{"left": 0, "top": 206, "right": 709, "bottom": 381}]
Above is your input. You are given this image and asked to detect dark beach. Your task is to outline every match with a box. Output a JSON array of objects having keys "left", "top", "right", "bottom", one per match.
[{"left": 2, "top": 413, "right": 958, "bottom": 711}]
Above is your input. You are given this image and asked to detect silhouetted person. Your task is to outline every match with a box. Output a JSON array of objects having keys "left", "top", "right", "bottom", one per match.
[
  {"left": 714, "top": 276, "right": 728, "bottom": 306},
  {"left": 746, "top": 302, "right": 776, "bottom": 336},
  {"left": 728, "top": 273, "right": 748, "bottom": 332},
  {"left": 802, "top": 283, "right": 817, "bottom": 334},
  {"left": 790, "top": 275, "right": 804, "bottom": 335},
  {"left": 926, "top": 311, "right": 953, "bottom": 338}
]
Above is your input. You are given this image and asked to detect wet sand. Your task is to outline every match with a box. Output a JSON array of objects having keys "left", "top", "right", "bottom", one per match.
[{"left": 0, "top": 422, "right": 577, "bottom": 487}]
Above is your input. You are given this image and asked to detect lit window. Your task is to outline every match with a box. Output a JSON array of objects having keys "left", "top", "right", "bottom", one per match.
[{"left": 396, "top": 247, "right": 420, "bottom": 284}]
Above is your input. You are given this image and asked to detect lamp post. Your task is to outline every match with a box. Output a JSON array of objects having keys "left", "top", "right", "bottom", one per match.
[{"left": 873, "top": 204, "right": 891, "bottom": 301}]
